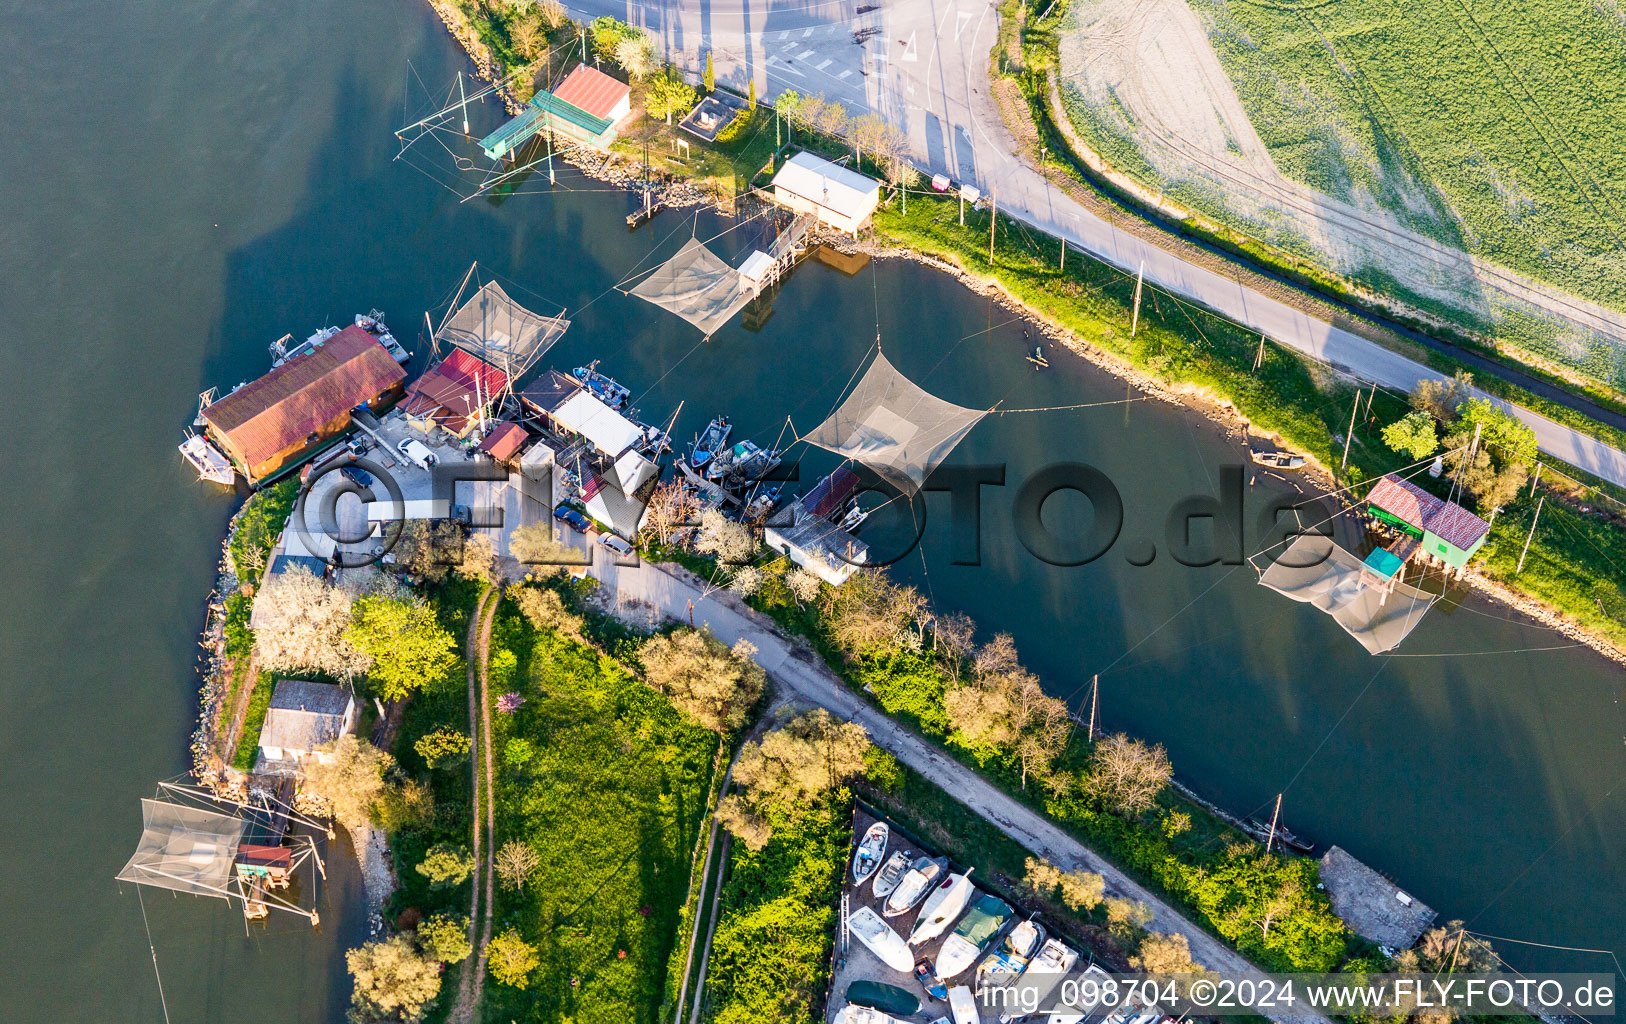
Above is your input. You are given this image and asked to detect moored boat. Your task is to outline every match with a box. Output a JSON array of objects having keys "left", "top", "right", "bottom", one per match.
[
  {"left": 1242, "top": 817, "right": 1315, "bottom": 854},
  {"left": 847, "top": 906, "right": 914, "bottom": 973},
  {"left": 573, "top": 363, "right": 631, "bottom": 408},
  {"left": 908, "top": 871, "right": 976, "bottom": 946},
  {"left": 179, "top": 432, "right": 236, "bottom": 486},
  {"left": 707, "top": 439, "right": 780, "bottom": 484},
  {"left": 741, "top": 485, "right": 781, "bottom": 521},
  {"left": 933, "top": 893, "right": 1012, "bottom": 979},
  {"left": 884, "top": 855, "right": 947, "bottom": 917},
  {"left": 871, "top": 849, "right": 913, "bottom": 900},
  {"left": 690, "top": 416, "right": 731, "bottom": 469},
  {"left": 853, "top": 822, "right": 889, "bottom": 885},
  {"left": 1250, "top": 448, "right": 1306, "bottom": 470}
]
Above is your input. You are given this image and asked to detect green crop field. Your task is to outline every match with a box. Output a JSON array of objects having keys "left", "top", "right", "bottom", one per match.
[{"left": 1192, "top": 0, "right": 1626, "bottom": 314}]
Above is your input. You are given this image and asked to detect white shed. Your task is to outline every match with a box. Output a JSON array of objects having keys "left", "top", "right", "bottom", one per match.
[
  {"left": 258, "top": 680, "right": 357, "bottom": 766},
  {"left": 770, "top": 152, "right": 881, "bottom": 236}
]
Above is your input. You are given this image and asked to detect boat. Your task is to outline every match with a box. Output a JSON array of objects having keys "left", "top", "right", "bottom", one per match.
[
  {"left": 690, "top": 416, "right": 731, "bottom": 469},
  {"left": 1026, "top": 344, "right": 1049, "bottom": 369},
  {"left": 707, "top": 439, "right": 780, "bottom": 484},
  {"left": 884, "top": 855, "right": 947, "bottom": 917},
  {"left": 933, "top": 893, "right": 1012, "bottom": 979},
  {"left": 1250, "top": 448, "right": 1306, "bottom": 470},
  {"left": 271, "top": 311, "right": 410, "bottom": 368},
  {"left": 949, "top": 985, "right": 982, "bottom": 1024},
  {"left": 853, "top": 822, "right": 889, "bottom": 885},
  {"left": 975, "top": 916, "right": 1045, "bottom": 991},
  {"left": 908, "top": 871, "right": 976, "bottom": 946},
  {"left": 847, "top": 906, "right": 915, "bottom": 973},
  {"left": 1012, "top": 938, "right": 1078, "bottom": 1013},
  {"left": 871, "top": 849, "right": 913, "bottom": 900},
  {"left": 839, "top": 1007, "right": 901, "bottom": 1024},
  {"left": 1045, "top": 963, "right": 1112, "bottom": 1024},
  {"left": 741, "top": 486, "right": 781, "bottom": 521},
  {"left": 179, "top": 432, "right": 236, "bottom": 486},
  {"left": 839, "top": 503, "right": 870, "bottom": 531},
  {"left": 573, "top": 363, "right": 631, "bottom": 409},
  {"left": 845, "top": 980, "right": 921, "bottom": 1017},
  {"left": 1242, "top": 817, "right": 1315, "bottom": 854},
  {"left": 914, "top": 956, "right": 949, "bottom": 1000}
]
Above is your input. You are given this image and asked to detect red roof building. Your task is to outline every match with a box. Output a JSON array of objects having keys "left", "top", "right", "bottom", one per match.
[
  {"left": 1365, "top": 473, "right": 1489, "bottom": 572},
  {"left": 402, "top": 349, "right": 510, "bottom": 437},
  {"left": 551, "top": 65, "right": 632, "bottom": 124},
  {"left": 478, "top": 421, "right": 529, "bottom": 464},
  {"left": 202, "top": 325, "right": 406, "bottom": 484}
]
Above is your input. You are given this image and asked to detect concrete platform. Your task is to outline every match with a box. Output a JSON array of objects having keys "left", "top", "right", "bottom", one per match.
[{"left": 1318, "top": 846, "right": 1436, "bottom": 949}]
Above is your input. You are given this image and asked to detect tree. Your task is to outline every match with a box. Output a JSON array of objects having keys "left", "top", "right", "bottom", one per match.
[
  {"left": 643, "top": 480, "right": 701, "bottom": 544},
  {"left": 1411, "top": 371, "right": 1473, "bottom": 422},
  {"left": 374, "top": 778, "right": 435, "bottom": 833},
  {"left": 694, "top": 507, "right": 759, "bottom": 564},
  {"left": 638, "top": 628, "right": 765, "bottom": 732},
  {"left": 613, "top": 32, "right": 657, "bottom": 79},
  {"left": 1446, "top": 443, "right": 1528, "bottom": 514},
  {"left": 785, "top": 567, "right": 823, "bottom": 604},
  {"left": 346, "top": 934, "right": 442, "bottom": 1023},
  {"left": 507, "top": 583, "right": 584, "bottom": 640},
  {"left": 251, "top": 566, "right": 370, "bottom": 678},
  {"left": 537, "top": 0, "right": 568, "bottom": 29},
  {"left": 818, "top": 570, "right": 928, "bottom": 659},
  {"left": 645, "top": 70, "right": 698, "bottom": 123},
  {"left": 415, "top": 844, "right": 475, "bottom": 888},
  {"left": 715, "top": 793, "right": 773, "bottom": 849},
  {"left": 390, "top": 520, "right": 461, "bottom": 583},
  {"left": 1257, "top": 873, "right": 1302, "bottom": 940},
  {"left": 456, "top": 533, "right": 498, "bottom": 584},
  {"left": 345, "top": 596, "right": 458, "bottom": 702},
  {"left": 1454, "top": 397, "right": 1539, "bottom": 463},
  {"left": 303, "top": 736, "right": 394, "bottom": 834},
  {"left": 1024, "top": 857, "right": 1105, "bottom": 911},
  {"left": 1105, "top": 897, "right": 1153, "bottom": 942},
  {"left": 703, "top": 50, "right": 715, "bottom": 92},
  {"left": 728, "top": 564, "right": 765, "bottom": 597},
  {"left": 1084, "top": 733, "right": 1173, "bottom": 816},
  {"left": 1382, "top": 411, "right": 1439, "bottom": 460},
  {"left": 1131, "top": 931, "right": 1200, "bottom": 974},
  {"left": 510, "top": 15, "right": 544, "bottom": 60},
  {"left": 945, "top": 634, "right": 1071, "bottom": 786},
  {"left": 417, "top": 913, "right": 473, "bottom": 964},
  {"left": 510, "top": 520, "right": 582, "bottom": 572},
  {"left": 932, "top": 612, "right": 977, "bottom": 682},
  {"left": 731, "top": 709, "right": 871, "bottom": 807},
  {"left": 495, "top": 840, "right": 542, "bottom": 891},
  {"left": 486, "top": 928, "right": 541, "bottom": 988},
  {"left": 414, "top": 727, "right": 471, "bottom": 769},
  {"left": 590, "top": 16, "right": 631, "bottom": 59}
]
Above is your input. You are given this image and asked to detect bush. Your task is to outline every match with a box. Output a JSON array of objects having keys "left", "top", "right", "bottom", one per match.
[
  {"left": 486, "top": 928, "right": 540, "bottom": 989},
  {"left": 1381, "top": 411, "right": 1439, "bottom": 460},
  {"left": 346, "top": 934, "right": 441, "bottom": 1022},
  {"left": 414, "top": 844, "right": 475, "bottom": 888},
  {"left": 638, "top": 628, "right": 765, "bottom": 733},
  {"left": 417, "top": 913, "right": 472, "bottom": 964},
  {"left": 414, "top": 727, "right": 471, "bottom": 770}
]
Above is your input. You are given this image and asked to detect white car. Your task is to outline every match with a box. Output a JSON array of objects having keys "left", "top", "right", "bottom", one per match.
[
  {"left": 396, "top": 437, "right": 438, "bottom": 470},
  {"left": 597, "top": 533, "right": 635, "bottom": 557}
]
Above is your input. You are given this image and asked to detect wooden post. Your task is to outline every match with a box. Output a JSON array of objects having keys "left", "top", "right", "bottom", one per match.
[
  {"left": 1529, "top": 462, "right": 1542, "bottom": 498},
  {"left": 989, "top": 188, "right": 997, "bottom": 263},
  {"left": 1266, "top": 793, "right": 1282, "bottom": 854},
  {"left": 1253, "top": 334, "right": 1266, "bottom": 371},
  {"left": 1340, "top": 396, "right": 1359, "bottom": 471},
  {"left": 1130, "top": 261, "right": 1145, "bottom": 337},
  {"left": 1516, "top": 495, "right": 1544, "bottom": 575},
  {"left": 959, "top": 190, "right": 965, "bottom": 227},
  {"left": 1060, "top": 237, "right": 1066, "bottom": 271},
  {"left": 458, "top": 72, "right": 469, "bottom": 136},
  {"left": 546, "top": 126, "right": 555, "bottom": 186},
  {"left": 1088, "top": 674, "right": 1098, "bottom": 740}
]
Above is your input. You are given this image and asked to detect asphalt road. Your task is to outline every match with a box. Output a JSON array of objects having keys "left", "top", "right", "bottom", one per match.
[{"left": 562, "top": 0, "right": 1626, "bottom": 487}]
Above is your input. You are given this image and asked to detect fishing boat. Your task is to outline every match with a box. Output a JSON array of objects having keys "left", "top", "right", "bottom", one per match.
[
  {"left": 853, "top": 822, "right": 889, "bottom": 885},
  {"left": 975, "top": 916, "right": 1045, "bottom": 991},
  {"left": 908, "top": 871, "right": 976, "bottom": 946},
  {"left": 1013, "top": 937, "right": 1079, "bottom": 1013},
  {"left": 573, "top": 363, "right": 631, "bottom": 409},
  {"left": 949, "top": 985, "right": 982, "bottom": 1024},
  {"left": 1242, "top": 817, "right": 1315, "bottom": 854},
  {"left": 871, "top": 849, "right": 913, "bottom": 900},
  {"left": 1250, "top": 448, "right": 1306, "bottom": 470},
  {"left": 839, "top": 503, "right": 870, "bottom": 531},
  {"left": 179, "top": 432, "right": 236, "bottom": 486},
  {"left": 839, "top": 1006, "right": 901, "bottom": 1024},
  {"left": 271, "top": 311, "right": 410, "bottom": 368},
  {"left": 1045, "top": 963, "right": 1111, "bottom": 1024},
  {"left": 690, "top": 416, "right": 731, "bottom": 469},
  {"left": 884, "top": 855, "right": 947, "bottom": 917},
  {"left": 914, "top": 957, "right": 949, "bottom": 1000},
  {"left": 933, "top": 893, "right": 1012, "bottom": 979},
  {"left": 1026, "top": 344, "right": 1049, "bottom": 369},
  {"left": 847, "top": 906, "right": 915, "bottom": 973},
  {"left": 845, "top": 980, "right": 921, "bottom": 1018},
  {"left": 707, "top": 439, "right": 781, "bottom": 484},
  {"left": 741, "top": 486, "right": 781, "bottom": 521}
]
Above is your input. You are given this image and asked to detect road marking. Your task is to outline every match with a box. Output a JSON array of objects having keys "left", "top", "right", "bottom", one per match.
[
  {"left": 797, "top": 49, "right": 815, "bottom": 59},
  {"left": 782, "top": 41, "right": 800, "bottom": 52},
  {"left": 768, "top": 56, "right": 805, "bottom": 78},
  {"left": 956, "top": 11, "right": 973, "bottom": 39},
  {"left": 777, "top": 30, "right": 788, "bottom": 41},
  {"left": 837, "top": 69, "right": 853, "bottom": 79},
  {"left": 803, "top": 26, "right": 814, "bottom": 37},
  {"left": 901, "top": 30, "right": 918, "bottom": 61},
  {"left": 815, "top": 58, "right": 832, "bottom": 70}
]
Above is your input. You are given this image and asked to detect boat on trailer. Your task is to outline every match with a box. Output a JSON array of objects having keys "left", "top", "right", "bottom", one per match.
[{"left": 179, "top": 432, "right": 236, "bottom": 486}]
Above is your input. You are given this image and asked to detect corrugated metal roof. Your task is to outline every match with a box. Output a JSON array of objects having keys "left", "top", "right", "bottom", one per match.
[
  {"left": 1367, "top": 474, "right": 1488, "bottom": 552},
  {"left": 532, "top": 90, "right": 613, "bottom": 138},
  {"left": 552, "top": 389, "right": 643, "bottom": 455},
  {"left": 1424, "top": 501, "right": 1490, "bottom": 551},
  {"left": 268, "top": 679, "right": 351, "bottom": 717},
  {"left": 479, "top": 421, "right": 529, "bottom": 462},
  {"left": 771, "top": 151, "right": 881, "bottom": 222},
  {"left": 550, "top": 65, "right": 630, "bottom": 121},
  {"left": 204, "top": 326, "right": 405, "bottom": 473}
]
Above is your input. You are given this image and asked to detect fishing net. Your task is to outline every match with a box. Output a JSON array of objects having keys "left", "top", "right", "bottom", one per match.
[
  {"left": 629, "top": 238, "right": 756, "bottom": 337},
  {"left": 1257, "top": 535, "right": 1437, "bottom": 654},
  {"left": 437, "top": 280, "right": 569, "bottom": 378},
  {"left": 116, "top": 798, "right": 247, "bottom": 898},
  {"left": 805, "top": 350, "right": 988, "bottom": 494}
]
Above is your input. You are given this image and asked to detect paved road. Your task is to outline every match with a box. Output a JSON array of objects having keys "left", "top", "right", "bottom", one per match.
[
  {"left": 588, "top": 554, "right": 1332, "bottom": 1021},
  {"left": 563, "top": 0, "right": 1626, "bottom": 488}
]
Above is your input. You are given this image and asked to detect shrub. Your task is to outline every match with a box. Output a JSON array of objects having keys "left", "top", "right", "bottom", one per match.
[
  {"left": 417, "top": 913, "right": 473, "bottom": 964},
  {"left": 414, "top": 727, "right": 471, "bottom": 770},
  {"left": 486, "top": 928, "right": 540, "bottom": 988},
  {"left": 1381, "top": 411, "right": 1439, "bottom": 460},
  {"left": 415, "top": 844, "right": 475, "bottom": 888}
]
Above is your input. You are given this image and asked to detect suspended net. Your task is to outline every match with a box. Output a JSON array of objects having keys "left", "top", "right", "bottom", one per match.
[
  {"left": 804, "top": 350, "right": 988, "bottom": 495},
  {"left": 437, "top": 280, "right": 569, "bottom": 379},
  {"left": 629, "top": 238, "right": 756, "bottom": 337},
  {"left": 1257, "top": 535, "right": 1438, "bottom": 654},
  {"left": 116, "top": 798, "right": 247, "bottom": 898}
]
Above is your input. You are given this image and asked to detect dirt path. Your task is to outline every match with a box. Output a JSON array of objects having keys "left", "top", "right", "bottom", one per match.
[{"left": 449, "top": 588, "right": 500, "bottom": 1024}]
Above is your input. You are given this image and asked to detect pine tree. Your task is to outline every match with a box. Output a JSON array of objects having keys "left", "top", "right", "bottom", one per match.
[
  {"left": 703, "top": 50, "right": 714, "bottom": 92},
  {"left": 748, "top": 76, "right": 756, "bottom": 109}
]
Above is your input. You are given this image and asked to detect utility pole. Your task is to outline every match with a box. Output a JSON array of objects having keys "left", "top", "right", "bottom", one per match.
[
  {"left": 988, "top": 188, "right": 997, "bottom": 263},
  {"left": 1253, "top": 334, "right": 1266, "bottom": 371},
  {"left": 959, "top": 189, "right": 965, "bottom": 227},
  {"left": 1130, "top": 261, "right": 1145, "bottom": 338},
  {"left": 1529, "top": 462, "right": 1542, "bottom": 498},
  {"left": 1516, "top": 495, "right": 1544, "bottom": 574},
  {"left": 1266, "top": 793, "right": 1282, "bottom": 854},
  {"left": 1059, "top": 237, "right": 1066, "bottom": 271},
  {"left": 1340, "top": 396, "right": 1359, "bottom": 471},
  {"left": 580, "top": 27, "right": 587, "bottom": 62},
  {"left": 1087, "top": 674, "right": 1098, "bottom": 740},
  {"left": 458, "top": 72, "right": 469, "bottom": 136},
  {"left": 546, "top": 126, "right": 555, "bottom": 185}
]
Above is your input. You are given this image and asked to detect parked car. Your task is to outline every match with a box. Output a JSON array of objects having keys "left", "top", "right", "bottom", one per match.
[
  {"left": 553, "top": 504, "right": 591, "bottom": 533},
  {"left": 396, "top": 437, "right": 438, "bottom": 470},
  {"left": 340, "top": 465, "right": 373, "bottom": 486},
  {"left": 597, "top": 533, "right": 634, "bottom": 557},
  {"left": 346, "top": 436, "right": 369, "bottom": 458}
]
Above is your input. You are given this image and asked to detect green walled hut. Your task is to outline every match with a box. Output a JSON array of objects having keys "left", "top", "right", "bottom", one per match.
[{"left": 1365, "top": 474, "right": 1490, "bottom": 575}]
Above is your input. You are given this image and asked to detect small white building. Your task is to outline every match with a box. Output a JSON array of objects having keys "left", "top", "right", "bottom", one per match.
[
  {"left": 548, "top": 389, "right": 661, "bottom": 539},
  {"left": 770, "top": 151, "right": 881, "bottom": 236},
  {"left": 258, "top": 680, "right": 357, "bottom": 766}
]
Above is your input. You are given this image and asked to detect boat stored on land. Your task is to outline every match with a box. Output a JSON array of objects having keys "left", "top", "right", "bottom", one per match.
[
  {"left": 839, "top": 1005, "right": 902, "bottom": 1024},
  {"left": 845, "top": 980, "right": 921, "bottom": 1017},
  {"left": 949, "top": 985, "right": 981, "bottom": 1024},
  {"left": 909, "top": 871, "right": 976, "bottom": 946},
  {"left": 853, "top": 822, "right": 889, "bottom": 885},
  {"left": 872, "top": 849, "right": 913, "bottom": 900},
  {"left": 934, "top": 893, "right": 1012, "bottom": 979},
  {"left": 1045, "top": 963, "right": 1111, "bottom": 1024},
  {"left": 848, "top": 906, "right": 914, "bottom": 973},
  {"left": 690, "top": 415, "right": 731, "bottom": 468},
  {"left": 1250, "top": 449, "right": 1306, "bottom": 470},
  {"left": 1011, "top": 937, "right": 1078, "bottom": 1013},
  {"left": 975, "top": 916, "right": 1044, "bottom": 991},
  {"left": 885, "top": 855, "right": 947, "bottom": 917}
]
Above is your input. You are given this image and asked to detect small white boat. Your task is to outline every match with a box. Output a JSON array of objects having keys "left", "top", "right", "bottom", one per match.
[
  {"left": 976, "top": 916, "right": 1045, "bottom": 991},
  {"left": 948, "top": 985, "right": 981, "bottom": 1024},
  {"left": 853, "top": 822, "right": 889, "bottom": 885},
  {"left": 1013, "top": 937, "right": 1079, "bottom": 1013},
  {"left": 839, "top": 1006, "right": 901, "bottom": 1024},
  {"left": 884, "top": 855, "right": 947, "bottom": 917},
  {"left": 908, "top": 871, "right": 976, "bottom": 946},
  {"left": 871, "top": 849, "right": 913, "bottom": 900},
  {"left": 180, "top": 433, "right": 235, "bottom": 486},
  {"left": 1045, "top": 962, "right": 1111, "bottom": 1024},
  {"left": 847, "top": 906, "right": 914, "bottom": 973},
  {"left": 839, "top": 503, "right": 870, "bottom": 531},
  {"left": 933, "top": 893, "right": 1011, "bottom": 979},
  {"left": 1250, "top": 448, "right": 1306, "bottom": 470}
]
